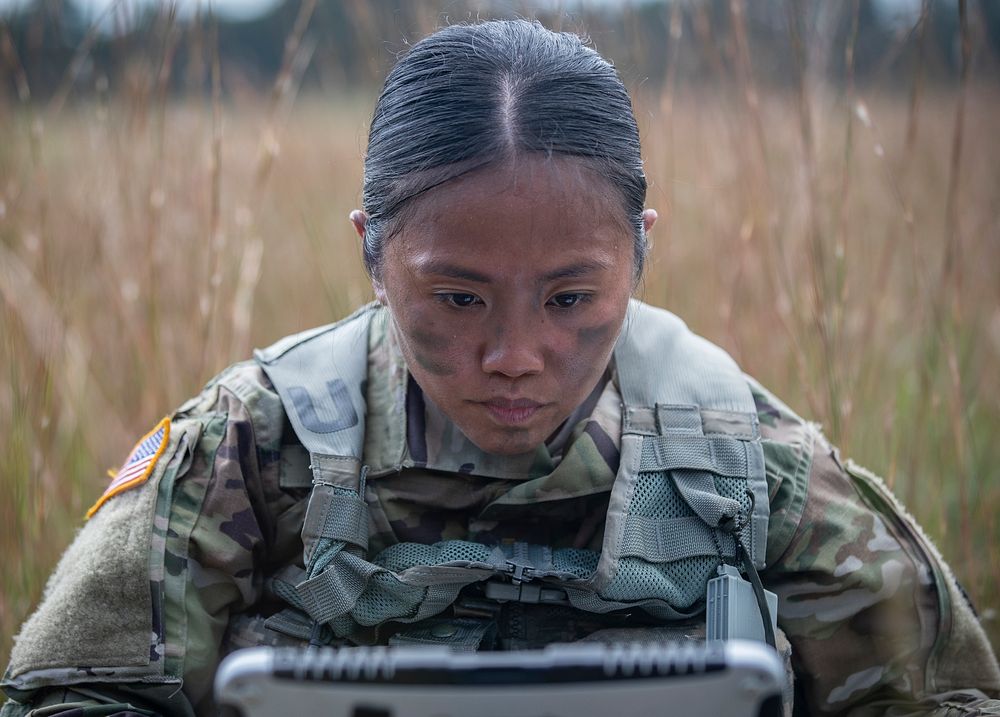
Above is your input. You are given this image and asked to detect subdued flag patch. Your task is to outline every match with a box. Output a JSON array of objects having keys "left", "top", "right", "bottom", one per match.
[{"left": 86, "top": 417, "right": 171, "bottom": 519}]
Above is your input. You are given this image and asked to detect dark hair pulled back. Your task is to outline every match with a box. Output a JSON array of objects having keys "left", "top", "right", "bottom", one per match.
[{"left": 361, "top": 19, "right": 648, "bottom": 279}]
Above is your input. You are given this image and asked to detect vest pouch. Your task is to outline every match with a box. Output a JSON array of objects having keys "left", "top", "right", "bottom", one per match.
[
  {"left": 583, "top": 413, "right": 763, "bottom": 619},
  {"left": 596, "top": 466, "right": 737, "bottom": 614}
]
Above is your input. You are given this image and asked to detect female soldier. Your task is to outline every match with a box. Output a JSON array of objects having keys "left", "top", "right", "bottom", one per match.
[{"left": 3, "top": 19, "right": 999, "bottom": 717}]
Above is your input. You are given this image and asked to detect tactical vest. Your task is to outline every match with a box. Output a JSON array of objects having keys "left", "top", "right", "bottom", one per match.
[{"left": 254, "top": 300, "right": 769, "bottom": 644}]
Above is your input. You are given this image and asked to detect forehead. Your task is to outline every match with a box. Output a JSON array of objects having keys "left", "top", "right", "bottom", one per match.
[
  {"left": 390, "top": 155, "right": 633, "bottom": 268},
  {"left": 410, "top": 155, "right": 624, "bottom": 221}
]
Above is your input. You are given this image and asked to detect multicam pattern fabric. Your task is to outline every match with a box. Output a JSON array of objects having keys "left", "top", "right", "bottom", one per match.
[{"left": 4, "top": 305, "right": 999, "bottom": 716}]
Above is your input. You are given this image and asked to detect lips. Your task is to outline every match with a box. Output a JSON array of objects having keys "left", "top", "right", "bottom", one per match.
[{"left": 479, "top": 397, "right": 544, "bottom": 425}]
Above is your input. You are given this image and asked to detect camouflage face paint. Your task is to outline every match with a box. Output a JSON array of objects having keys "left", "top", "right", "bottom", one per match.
[
  {"left": 376, "top": 156, "right": 635, "bottom": 456},
  {"left": 406, "top": 327, "right": 458, "bottom": 377},
  {"left": 576, "top": 319, "right": 621, "bottom": 351}
]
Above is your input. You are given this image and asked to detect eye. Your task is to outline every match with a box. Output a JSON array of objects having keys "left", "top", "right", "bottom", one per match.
[
  {"left": 548, "top": 293, "right": 588, "bottom": 309},
  {"left": 437, "top": 292, "right": 482, "bottom": 308}
]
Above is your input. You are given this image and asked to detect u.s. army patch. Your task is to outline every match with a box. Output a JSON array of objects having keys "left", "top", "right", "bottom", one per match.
[{"left": 86, "top": 417, "right": 171, "bottom": 519}]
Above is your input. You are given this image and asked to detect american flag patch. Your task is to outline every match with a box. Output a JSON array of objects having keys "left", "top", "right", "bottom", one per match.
[{"left": 86, "top": 417, "right": 171, "bottom": 519}]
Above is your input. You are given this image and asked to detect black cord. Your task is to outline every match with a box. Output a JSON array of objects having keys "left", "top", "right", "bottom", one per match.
[
  {"left": 733, "top": 488, "right": 776, "bottom": 649},
  {"left": 308, "top": 620, "right": 325, "bottom": 648},
  {"left": 738, "top": 541, "right": 776, "bottom": 650}
]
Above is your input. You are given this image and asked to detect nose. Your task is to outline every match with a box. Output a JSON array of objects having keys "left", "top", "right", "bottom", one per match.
[{"left": 481, "top": 319, "right": 544, "bottom": 378}]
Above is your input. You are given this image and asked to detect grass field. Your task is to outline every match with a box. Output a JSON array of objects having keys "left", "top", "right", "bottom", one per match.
[{"left": 1, "top": 31, "right": 999, "bottom": 668}]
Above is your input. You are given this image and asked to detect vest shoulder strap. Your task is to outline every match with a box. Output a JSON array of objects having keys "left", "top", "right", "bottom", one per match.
[
  {"left": 615, "top": 300, "right": 757, "bottom": 418},
  {"left": 253, "top": 303, "right": 374, "bottom": 485},
  {"left": 612, "top": 300, "right": 769, "bottom": 568}
]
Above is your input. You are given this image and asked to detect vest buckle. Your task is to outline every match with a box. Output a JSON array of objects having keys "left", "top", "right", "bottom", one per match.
[
  {"left": 483, "top": 580, "right": 569, "bottom": 605},
  {"left": 504, "top": 559, "right": 533, "bottom": 584}
]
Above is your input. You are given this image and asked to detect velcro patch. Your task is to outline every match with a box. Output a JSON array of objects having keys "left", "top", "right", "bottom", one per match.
[{"left": 86, "top": 417, "right": 171, "bottom": 519}]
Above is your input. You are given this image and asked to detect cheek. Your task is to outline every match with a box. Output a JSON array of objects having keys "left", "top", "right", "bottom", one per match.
[
  {"left": 576, "top": 318, "right": 620, "bottom": 351},
  {"left": 407, "top": 324, "right": 458, "bottom": 377},
  {"left": 565, "top": 283, "right": 630, "bottom": 371},
  {"left": 548, "top": 317, "right": 620, "bottom": 385},
  {"left": 391, "top": 299, "right": 473, "bottom": 379}
]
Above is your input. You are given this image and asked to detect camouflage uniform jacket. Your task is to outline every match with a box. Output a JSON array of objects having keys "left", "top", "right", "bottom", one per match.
[{"left": 3, "top": 305, "right": 999, "bottom": 716}]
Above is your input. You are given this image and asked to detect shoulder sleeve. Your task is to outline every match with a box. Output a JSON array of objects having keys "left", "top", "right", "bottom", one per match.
[
  {"left": 2, "top": 362, "right": 300, "bottom": 717},
  {"left": 751, "top": 379, "right": 1000, "bottom": 715}
]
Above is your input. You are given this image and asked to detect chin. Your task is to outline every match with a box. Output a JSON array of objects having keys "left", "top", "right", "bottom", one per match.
[{"left": 468, "top": 428, "right": 545, "bottom": 457}]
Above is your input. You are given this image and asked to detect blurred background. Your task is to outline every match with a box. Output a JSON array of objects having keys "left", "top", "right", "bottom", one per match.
[{"left": 1, "top": 0, "right": 998, "bottom": 664}]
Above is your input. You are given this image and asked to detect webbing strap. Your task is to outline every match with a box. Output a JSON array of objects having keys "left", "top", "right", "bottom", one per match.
[
  {"left": 264, "top": 567, "right": 315, "bottom": 639},
  {"left": 296, "top": 553, "right": 496, "bottom": 628},
  {"left": 670, "top": 469, "right": 742, "bottom": 529},
  {"left": 301, "top": 484, "right": 369, "bottom": 552},
  {"left": 620, "top": 515, "right": 736, "bottom": 562},
  {"left": 268, "top": 564, "right": 308, "bottom": 609},
  {"left": 655, "top": 405, "right": 703, "bottom": 434},
  {"left": 311, "top": 454, "right": 364, "bottom": 489},
  {"left": 264, "top": 608, "right": 316, "bottom": 641},
  {"left": 639, "top": 434, "right": 749, "bottom": 477},
  {"left": 295, "top": 551, "right": 381, "bottom": 625},
  {"left": 395, "top": 564, "right": 500, "bottom": 586}
]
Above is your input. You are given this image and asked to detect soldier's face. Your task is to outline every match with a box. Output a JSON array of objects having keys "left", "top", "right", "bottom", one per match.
[{"left": 362, "top": 156, "right": 649, "bottom": 455}]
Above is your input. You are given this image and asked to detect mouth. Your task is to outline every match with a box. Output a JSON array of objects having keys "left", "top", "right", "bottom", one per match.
[{"left": 477, "top": 398, "right": 545, "bottom": 425}]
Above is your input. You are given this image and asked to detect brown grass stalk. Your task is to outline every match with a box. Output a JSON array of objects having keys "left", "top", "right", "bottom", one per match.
[
  {"left": 198, "top": 19, "right": 225, "bottom": 380},
  {"left": 785, "top": 0, "right": 841, "bottom": 434},
  {"left": 45, "top": 1, "right": 121, "bottom": 117},
  {"left": 940, "top": 0, "right": 975, "bottom": 589},
  {"left": 1, "top": 20, "right": 31, "bottom": 103},
  {"left": 832, "top": 1, "right": 860, "bottom": 438},
  {"left": 904, "top": 0, "right": 930, "bottom": 165},
  {"left": 0, "top": 243, "right": 127, "bottom": 451}
]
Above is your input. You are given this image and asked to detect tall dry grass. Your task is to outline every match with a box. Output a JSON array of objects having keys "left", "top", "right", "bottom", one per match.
[{"left": 1, "top": 4, "right": 999, "bottom": 667}]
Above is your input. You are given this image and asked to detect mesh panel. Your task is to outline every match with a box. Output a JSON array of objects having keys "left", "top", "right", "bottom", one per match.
[
  {"left": 373, "top": 540, "right": 494, "bottom": 572},
  {"left": 375, "top": 543, "right": 439, "bottom": 571},
  {"left": 715, "top": 475, "right": 752, "bottom": 512},
  {"left": 603, "top": 555, "right": 717, "bottom": 608},
  {"left": 352, "top": 572, "right": 425, "bottom": 626},
  {"left": 438, "top": 541, "right": 493, "bottom": 564},
  {"left": 715, "top": 475, "right": 754, "bottom": 543},
  {"left": 631, "top": 472, "right": 694, "bottom": 519},
  {"left": 599, "top": 468, "right": 731, "bottom": 608},
  {"left": 551, "top": 548, "right": 599, "bottom": 578}
]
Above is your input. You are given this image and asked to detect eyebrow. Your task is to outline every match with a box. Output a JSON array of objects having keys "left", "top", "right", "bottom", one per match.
[
  {"left": 539, "top": 260, "right": 611, "bottom": 282},
  {"left": 414, "top": 258, "right": 612, "bottom": 285},
  {"left": 415, "top": 259, "right": 492, "bottom": 283}
]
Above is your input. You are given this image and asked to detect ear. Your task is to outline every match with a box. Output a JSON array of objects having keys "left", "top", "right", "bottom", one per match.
[
  {"left": 350, "top": 210, "right": 386, "bottom": 304},
  {"left": 349, "top": 209, "right": 367, "bottom": 239},
  {"left": 642, "top": 208, "right": 658, "bottom": 235}
]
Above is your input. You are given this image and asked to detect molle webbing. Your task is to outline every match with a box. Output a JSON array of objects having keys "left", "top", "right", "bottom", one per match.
[{"left": 255, "top": 300, "right": 769, "bottom": 640}]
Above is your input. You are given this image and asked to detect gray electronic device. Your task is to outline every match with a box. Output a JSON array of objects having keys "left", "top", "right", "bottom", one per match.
[
  {"left": 707, "top": 564, "right": 779, "bottom": 643},
  {"left": 215, "top": 641, "right": 784, "bottom": 717}
]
